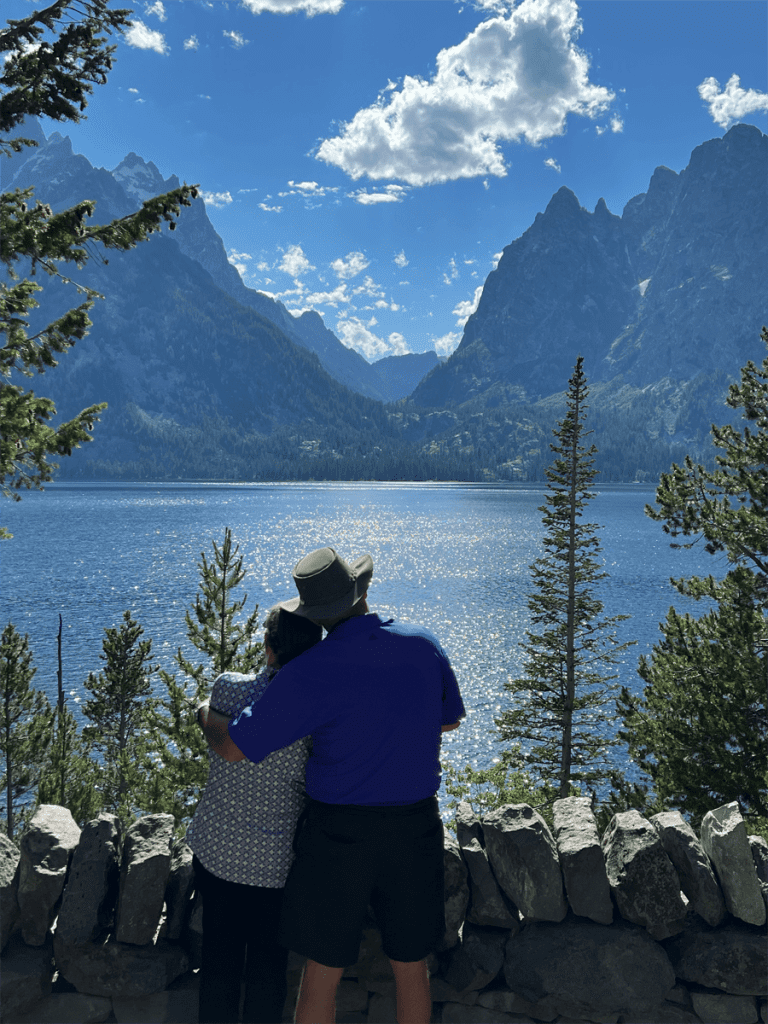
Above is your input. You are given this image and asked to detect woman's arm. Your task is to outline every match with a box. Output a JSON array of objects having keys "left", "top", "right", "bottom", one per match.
[{"left": 197, "top": 703, "right": 246, "bottom": 762}]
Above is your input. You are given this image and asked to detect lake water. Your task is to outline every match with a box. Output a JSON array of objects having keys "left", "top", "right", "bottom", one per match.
[{"left": 1, "top": 481, "right": 722, "bottom": 822}]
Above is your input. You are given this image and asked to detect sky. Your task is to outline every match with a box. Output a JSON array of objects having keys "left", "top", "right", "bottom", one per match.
[{"left": 5, "top": 0, "right": 768, "bottom": 361}]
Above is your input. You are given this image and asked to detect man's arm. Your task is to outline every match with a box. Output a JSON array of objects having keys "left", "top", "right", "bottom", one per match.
[
  {"left": 441, "top": 721, "right": 461, "bottom": 733},
  {"left": 197, "top": 703, "right": 246, "bottom": 762}
]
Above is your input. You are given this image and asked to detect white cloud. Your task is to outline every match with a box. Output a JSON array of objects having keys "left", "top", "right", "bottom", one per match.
[
  {"left": 697, "top": 74, "right": 768, "bottom": 129},
  {"left": 129, "top": 87, "right": 139, "bottom": 94},
  {"left": 316, "top": 0, "right": 614, "bottom": 186},
  {"left": 278, "top": 245, "right": 315, "bottom": 276},
  {"left": 434, "top": 331, "right": 462, "bottom": 357},
  {"left": 145, "top": 1, "right": 167, "bottom": 21},
  {"left": 241, "top": 0, "right": 344, "bottom": 14},
  {"left": 348, "top": 184, "right": 407, "bottom": 205},
  {"left": 394, "top": 250, "right": 409, "bottom": 268},
  {"left": 184, "top": 35, "right": 199, "bottom": 51},
  {"left": 610, "top": 113, "right": 623, "bottom": 133},
  {"left": 352, "top": 275, "right": 385, "bottom": 300},
  {"left": 259, "top": 202, "right": 282, "bottom": 212},
  {"left": 331, "top": 252, "right": 370, "bottom": 280},
  {"left": 224, "top": 29, "right": 249, "bottom": 47},
  {"left": 124, "top": 21, "right": 168, "bottom": 54},
  {"left": 336, "top": 317, "right": 390, "bottom": 360},
  {"left": 200, "top": 190, "right": 233, "bottom": 207},
  {"left": 443, "top": 258, "right": 459, "bottom": 285},
  {"left": 491, "top": 251, "right": 503, "bottom": 268},
  {"left": 387, "top": 332, "right": 411, "bottom": 356},
  {"left": 303, "top": 284, "right": 351, "bottom": 307},
  {"left": 229, "top": 250, "right": 252, "bottom": 263},
  {"left": 544, "top": 157, "right": 561, "bottom": 172},
  {"left": 453, "top": 285, "right": 484, "bottom": 326}
]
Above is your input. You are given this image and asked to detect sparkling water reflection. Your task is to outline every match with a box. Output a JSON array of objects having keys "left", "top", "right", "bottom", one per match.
[{"left": 1, "top": 482, "right": 722, "bottom": 821}]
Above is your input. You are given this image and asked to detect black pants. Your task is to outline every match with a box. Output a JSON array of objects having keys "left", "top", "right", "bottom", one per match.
[{"left": 193, "top": 856, "right": 289, "bottom": 1024}]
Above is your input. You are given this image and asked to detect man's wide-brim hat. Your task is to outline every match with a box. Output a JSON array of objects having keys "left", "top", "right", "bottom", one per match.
[{"left": 280, "top": 547, "right": 373, "bottom": 620}]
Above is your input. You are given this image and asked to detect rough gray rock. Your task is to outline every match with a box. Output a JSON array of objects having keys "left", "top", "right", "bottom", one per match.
[
  {"left": 455, "top": 801, "right": 519, "bottom": 929},
  {"left": 441, "top": 920, "right": 507, "bottom": 995},
  {"left": 689, "top": 991, "right": 758, "bottom": 1024},
  {"left": 553, "top": 796, "right": 613, "bottom": 924},
  {"left": 12, "top": 991, "right": 113, "bottom": 1023},
  {"left": 475, "top": 986, "right": 559, "bottom": 1022},
  {"left": 56, "top": 813, "right": 121, "bottom": 945},
  {"left": 503, "top": 917, "right": 676, "bottom": 1019},
  {"left": 701, "top": 803, "right": 766, "bottom": 926},
  {"left": 650, "top": 809, "right": 726, "bottom": 927},
  {"left": 0, "top": 831, "right": 21, "bottom": 952},
  {"left": 748, "top": 834, "right": 768, "bottom": 916},
  {"left": 664, "top": 921, "right": 768, "bottom": 996},
  {"left": 163, "top": 840, "right": 194, "bottom": 941},
  {"left": 481, "top": 804, "right": 567, "bottom": 922},
  {"left": 0, "top": 933, "right": 55, "bottom": 1021},
  {"left": 601, "top": 809, "right": 687, "bottom": 939},
  {"left": 52, "top": 935, "right": 189, "bottom": 998},
  {"left": 438, "top": 831, "right": 470, "bottom": 952},
  {"left": 112, "top": 989, "right": 199, "bottom": 1024},
  {"left": 18, "top": 805, "right": 81, "bottom": 945},
  {"left": 115, "top": 813, "right": 174, "bottom": 945}
]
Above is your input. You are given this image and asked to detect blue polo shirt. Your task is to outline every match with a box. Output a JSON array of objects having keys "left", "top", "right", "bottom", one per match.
[{"left": 228, "top": 613, "right": 465, "bottom": 805}]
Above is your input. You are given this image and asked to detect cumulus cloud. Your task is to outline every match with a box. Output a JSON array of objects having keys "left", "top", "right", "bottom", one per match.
[
  {"left": 336, "top": 317, "right": 390, "bottom": 360},
  {"left": 434, "top": 332, "right": 462, "bottom": 357},
  {"left": 224, "top": 29, "right": 249, "bottom": 47},
  {"left": 386, "top": 332, "right": 411, "bottom": 356},
  {"left": 316, "top": 0, "right": 614, "bottom": 185},
  {"left": 259, "top": 202, "right": 282, "bottom": 212},
  {"left": 278, "top": 180, "right": 339, "bottom": 199},
  {"left": 394, "top": 250, "right": 409, "bottom": 268},
  {"left": 453, "top": 285, "right": 484, "bottom": 327},
  {"left": 303, "top": 284, "right": 350, "bottom": 307},
  {"left": 544, "top": 157, "right": 561, "bottom": 172},
  {"left": 443, "top": 258, "right": 459, "bottom": 285},
  {"left": 145, "top": 1, "right": 167, "bottom": 21},
  {"left": 331, "top": 252, "right": 370, "bottom": 280},
  {"left": 124, "top": 21, "right": 168, "bottom": 54},
  {"left": 348, "top": 184, "right": 408, "bottom": 205},
  {"left": 278, "top": 244, "right": 315, "bottom": 276},
  {"left": 697, "top": 74, "right": 768, "bottom": 129},
  {"left": 129, "top": 87, "right": 139, "bottom": 94},
  {"left": 241, "top": 0, "right": 344, "bottom": 14},
  {"left": 610, "top": 113, "right": 623, "bottom": 132},
  {"left": 184, "top": 35, "right": 199, "bottom": 50},
  {"left": 228, "top": 250, "right": 252, "bottom": 275},
  {"left": 200, "top": 190, "right": 233, "bottom": 207}
]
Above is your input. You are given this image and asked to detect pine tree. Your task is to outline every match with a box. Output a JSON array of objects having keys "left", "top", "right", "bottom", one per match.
[
  {"left": 1, "top": 1, "right": 198, "bottom": 515},
  {"left": 491, "top": 357, "right": 634, "bottom": 800},
  {"left": 148, "top": 528, "right": 264, "bottom": 829},
  {"left": 0, "top": 622, "right": 51, "bottom": 837},
  {"left": 616, "top": 328, "right": 768, "bottom": 831},
  {"left": 81, "top": 611, "right": 158, "bottom": 825}
]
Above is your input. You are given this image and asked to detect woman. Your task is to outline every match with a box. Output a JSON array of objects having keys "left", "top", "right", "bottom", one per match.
[{"left": 186, "top": 605, "right": 322, "bottom": 1024}]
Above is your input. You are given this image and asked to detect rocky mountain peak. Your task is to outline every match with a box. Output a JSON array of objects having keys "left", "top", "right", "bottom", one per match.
[
  {"left": 544, "top": 185, "right": 582, "bottom": 218},
  {"left": 113, "top": 152, "right": 175, "bottom": 206}
]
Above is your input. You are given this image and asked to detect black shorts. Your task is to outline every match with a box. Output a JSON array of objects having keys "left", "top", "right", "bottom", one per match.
[{"left": 277, "top": 795, "right": 445, "bottom": 969}]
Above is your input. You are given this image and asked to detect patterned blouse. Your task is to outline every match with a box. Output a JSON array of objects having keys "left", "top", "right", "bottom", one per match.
[{"left": 185, "top": 668, "right": 311, "bottom": 888}]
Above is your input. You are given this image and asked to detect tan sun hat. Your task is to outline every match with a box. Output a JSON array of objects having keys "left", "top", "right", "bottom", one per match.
[{"left": 280, "top": 547, "right": 373, "bottom": 620}]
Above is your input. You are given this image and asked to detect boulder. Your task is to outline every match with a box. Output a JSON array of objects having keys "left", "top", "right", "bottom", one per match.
[
  {"left": 455, "top": 801, "right": 484, "bottom": 847},
  {"left": 701, "top": 803, "right": 766, "bottom": 926},
  {"left": 664, "top": 921, "right": 768, "bottom": 996},
  {"left": 481, "top": 804, "right": 567, "bottom": 922},
  {"left": 115, "top": 813, "right": 174, "bottom": 945},
  {"left": 438, "top": 831, "right": 470, "bottom": 951},
  {"left": 0, "top": 831, "right": 20, "bottom": 952},
  {"left": 0, "top": 932, "right": 55, "bottom": 1021},
  {"left": 112, "top": 989, "right": 199, "bottom": 1023},
  {"left": 650, "top": 810, "right": 726, "bottom": 927},
  {"left": 441, "top": 1003, "right": 531, "bottom": 1023},
  {"left": 748, "top": 834, "right": 768, "bottom": 916},
  {"left": 553, "top": 796, "right": 613, "bottom": 924},
  {"left": 689, "top": 991, "right": 758, "bottom": 1024},
  {"left": 11, "top": 992, "right": 113, "bottom": 1023},
  {"left": 601, "top": 809, "right": 687, "bottom": 939},
  {"left": 56, "top": 813, "right": 121, "bottom": 945},
  {"left": 163, "top": 840, "right": 194, "bottom": 941},
  {"left": 503, "top": 917, "right": 676, "bottom": 1020},
  {"left": 52, "top": 934, "right": 188, "bottom": 998},
  {"left": 441, "top": 920, "right": 507, "bottom": 995},
  {"left": 455, "top": 801, "right": 519, "bottom": 929},
  {"left": 18, "top": 805, "right": 81, "bottom": 945},
  {"left": 475, "top": 986, "right": 559, "bottom": 1021}
]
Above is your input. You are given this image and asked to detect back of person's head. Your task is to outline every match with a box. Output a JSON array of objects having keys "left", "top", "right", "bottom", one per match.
[{"left": 263, "top": 605, "right": 322, "bottom": 667}]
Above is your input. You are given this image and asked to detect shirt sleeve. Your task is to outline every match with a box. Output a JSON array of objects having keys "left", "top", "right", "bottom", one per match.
[
  {"left": 435, "top": 644, "right": 466, "bottom": 726},
  {"left": 228, "top": 662, "right": 319, "bottom": 766}
]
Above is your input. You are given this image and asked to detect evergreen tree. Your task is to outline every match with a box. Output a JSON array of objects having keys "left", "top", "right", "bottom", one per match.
[
  {"left": 491, "top": 358, "right": 634, "bottom": 799},
  {"left": 1, "top": 1, "right": 198, "bottom": 515},
  {"left": 149, "top": 528, "right": 264, "bottom": 829},
  {"left": 0, "top": 622, "right": 51, "bottom": 837},
  {"left": 617, "top": 329, "right": 768, "bottom": 830},
  {"left": 81, "top": 611, "right": 158, "bottom": 825}
]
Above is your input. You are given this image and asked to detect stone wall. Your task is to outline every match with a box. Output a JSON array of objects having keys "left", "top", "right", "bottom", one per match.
[{"left": 1, "top": 799, "right": 766, "bottom": 1024}]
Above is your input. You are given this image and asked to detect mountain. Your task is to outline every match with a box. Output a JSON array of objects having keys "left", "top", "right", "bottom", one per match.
[{"left": 411, "top": 124, "right": 767, "bottom": 412}]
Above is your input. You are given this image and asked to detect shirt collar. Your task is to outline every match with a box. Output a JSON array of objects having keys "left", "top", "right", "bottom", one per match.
[{"left": 324, "top": 612, "right": 383, "bottom": 640}]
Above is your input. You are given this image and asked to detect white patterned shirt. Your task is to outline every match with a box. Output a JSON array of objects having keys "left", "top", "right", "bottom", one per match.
[{"left": 185, "top": 668, "right": 310, "bottom": 888}]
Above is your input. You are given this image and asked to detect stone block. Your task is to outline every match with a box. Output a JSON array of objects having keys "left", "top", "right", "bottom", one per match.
[
  {"left": 441, "top": 920, "right": 507, "bottom": 995},
  {"left": 701, "top": 803, "right": 766, "bottom": 926},
  {"left": 116, "top": 813, "right": 175, "bottom": 945},
  {"left": 759, "top": 997, "right": 767, "bottom": 1023},
  {"left": 11, "top": 992, "right": 113, "bottom": 1023},
  {"left": 602, "top": 810, "right": 687, "bottom": 939},
  {"left": 460, "top": 833, "right": 520, "bottom": 930},
  {"left": 689, "top": 991, "right": 758, "bottom": 1024},
  {"left": 367, "top": 990, "right": 397, "bottom": 1023},
  {"left": 181, "top": 891, "right": 202, "bottom": 970},
  {"left": 749, "top": 835, "right": 768, "bottom": 916},
  {"left": 553, "top": 797, "right": 613, "bottom": 924},
  {"left": 442, "top": 1002, "right": 534, "bottom": 1022},
  {"left": 455, "top": 801, "right": 484, "bottom": 847},
  {"left": 56, "top": 813, "right": 121, "bottom": 946},
  {"left": 439, "top": 832, "right": 470, "bottom": 951},
  {"left": 163, "top": 840, "right": 194, "bottom": 941},
  {"left": 503, "top": 917, "right": 676, "bottom": 1020},
  {"left": 619, "top": 1003, "right": 701, "bottom": 1024},
  {"left": 18, "top": 805, "right": 81, "bottom": 946},
  {"left": 664, "top": 921, "right": 768, "bottom": 996},
  {"left": 53, "top": 934, "right": 188, "bottom": 998},
  {"left": 336, "top": 978, "right": 369, "bottom": 1014},
  {"left": 0, "top": 831, "right": 20, "bottom": 952},
  {"left": 481, "top": 804, "right": 567, "bottom": 922},
  {"left": 0, "top": 933, "right": 55, "bottom": 1022},
  {"left": 650, "top": 810, "right": 726, "bottom": 927},
  {"left": 476, "top": 985, "right": 559, "bottom": 1020},
  {"left": 113, "top": 989, "right": 199, "bottom": 1023}
]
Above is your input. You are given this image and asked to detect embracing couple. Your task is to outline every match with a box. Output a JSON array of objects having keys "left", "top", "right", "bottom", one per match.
[{"left": 187, "top": 547, "right": 466, "bottom": 1024}]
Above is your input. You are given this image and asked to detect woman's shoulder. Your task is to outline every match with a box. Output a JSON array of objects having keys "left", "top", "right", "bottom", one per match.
[{"left": 211, "top": 667, "right": 275, "bottom": 717}]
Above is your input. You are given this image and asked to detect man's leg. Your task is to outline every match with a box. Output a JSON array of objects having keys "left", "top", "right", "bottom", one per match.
[
  {"left": 294, "top": 958, "right": 345, "bottom": 1024},
  {"left": 388, "top": 957, "right": 432, "bottom": 1024}
]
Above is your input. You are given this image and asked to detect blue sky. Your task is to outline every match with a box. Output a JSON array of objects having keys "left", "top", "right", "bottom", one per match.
[{"left": 6, "top": 0, "right": 768, "bottom": 360}]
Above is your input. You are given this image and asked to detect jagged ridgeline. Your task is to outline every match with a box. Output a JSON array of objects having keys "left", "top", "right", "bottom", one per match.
[{"left": 3, "top": 120, "right": 766, "bottom": 482}]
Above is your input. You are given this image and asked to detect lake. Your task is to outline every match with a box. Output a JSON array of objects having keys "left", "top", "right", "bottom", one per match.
[{"left": 1, "top": 481, "right": 722, "bottom": 822}]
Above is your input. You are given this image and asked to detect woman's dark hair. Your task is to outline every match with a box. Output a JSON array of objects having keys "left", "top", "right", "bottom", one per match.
[{"left": 263, "top": 605, "right": 322, "bottom": 667}]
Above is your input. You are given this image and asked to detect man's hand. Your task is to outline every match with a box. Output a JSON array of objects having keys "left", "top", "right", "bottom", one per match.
[{"left": 197, "top": 703, "right": 246, "bottom": 762}]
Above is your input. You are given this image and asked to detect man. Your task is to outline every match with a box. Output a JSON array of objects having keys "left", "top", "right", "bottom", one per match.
[{"left": 201, "top": 547, "right": 465, "bottom": 1024}]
